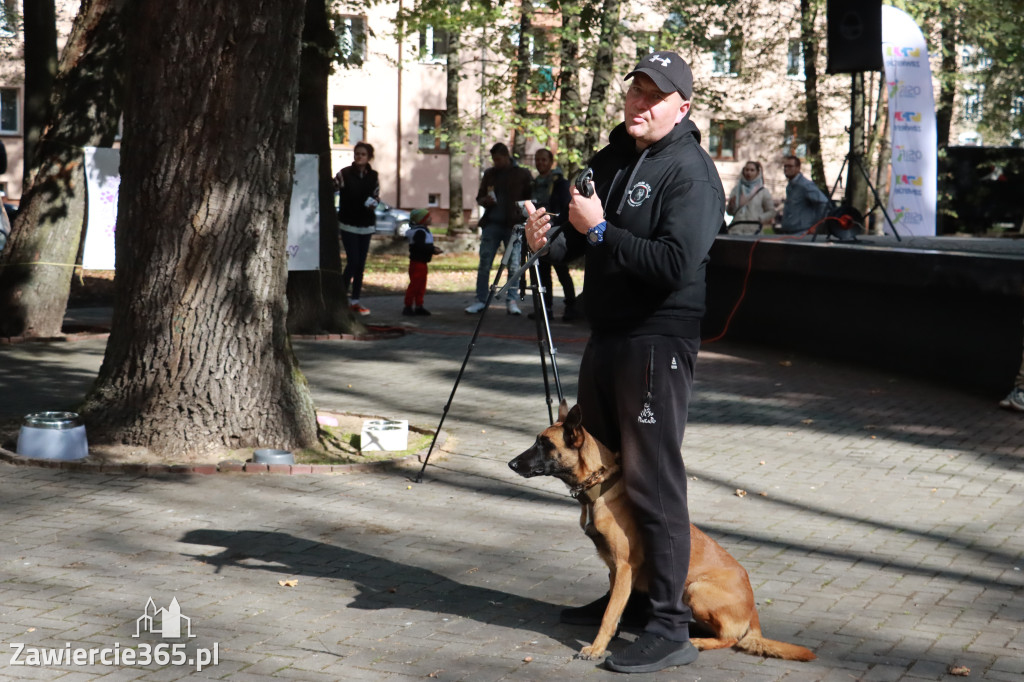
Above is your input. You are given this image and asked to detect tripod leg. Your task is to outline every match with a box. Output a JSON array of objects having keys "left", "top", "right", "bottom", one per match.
[
  {"left": 531, "top": 258, "right": 564, "bottom": 419},
  {"left": 414, "top": 233, "right": 520, "bottom": 483},
  {"left": 527, "top": 260, "right": 556, "bottom": 424},
  {"left": 851, "top": 154, "right": 901, "bottom": 241}
]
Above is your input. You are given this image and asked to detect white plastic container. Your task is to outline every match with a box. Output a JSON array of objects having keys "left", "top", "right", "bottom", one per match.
[
  {"left": 360, "top": 419, "right": 409, "bottom": 452},
  {"left": 17, "top": 411, "right": 89, "bottom": 461}
]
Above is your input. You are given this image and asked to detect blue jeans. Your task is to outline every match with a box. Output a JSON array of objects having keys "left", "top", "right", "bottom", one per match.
[
  {"left": 474, "top": 224, "right": 522, "bottom": 304},
  {"left": 340, "top": 231, "right": 373, "bottom": 300}
]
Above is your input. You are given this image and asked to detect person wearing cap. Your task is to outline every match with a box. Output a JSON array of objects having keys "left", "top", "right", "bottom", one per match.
[
  {"left": 523, "top": 50, "right": 724, "bottom": 673},
  {"left": 402, "top": 208, "right": 442, "bottom": 316}
]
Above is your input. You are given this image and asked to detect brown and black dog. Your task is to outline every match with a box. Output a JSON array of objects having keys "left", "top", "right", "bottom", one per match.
[{"left": 508, "top": 402, "right": 815, "bottom": 662}]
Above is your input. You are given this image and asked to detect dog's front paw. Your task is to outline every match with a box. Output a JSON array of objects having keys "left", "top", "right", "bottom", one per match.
[{"left": 576, "top": 644, "right": 606, "bottom": 660}]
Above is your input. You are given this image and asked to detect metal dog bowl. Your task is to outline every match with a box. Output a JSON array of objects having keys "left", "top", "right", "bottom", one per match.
[
  {"left": 252, "top": 448, "right": 294, "bottom": 465},
  {"left": 17, "top": 411, "right": 89, "bottom": 461}
]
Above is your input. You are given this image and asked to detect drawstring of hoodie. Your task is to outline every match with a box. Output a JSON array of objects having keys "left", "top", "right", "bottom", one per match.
[{"left": 614, "top": 147, "right": 651, "bottom": 216}]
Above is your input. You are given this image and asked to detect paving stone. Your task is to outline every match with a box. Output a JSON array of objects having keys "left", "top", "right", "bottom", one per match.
[{"left": 0, "top": 294, "right": 1022, "bottom": 680}]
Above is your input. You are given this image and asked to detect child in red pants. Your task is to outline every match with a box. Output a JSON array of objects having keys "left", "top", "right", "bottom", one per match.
[{"left": 403, "top": 209, "right": 442, "bottom": 316}]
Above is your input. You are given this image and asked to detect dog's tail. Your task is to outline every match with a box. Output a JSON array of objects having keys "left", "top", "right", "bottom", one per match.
[{"left": 735, "top": 632, "right": 816, "bottom": 661}]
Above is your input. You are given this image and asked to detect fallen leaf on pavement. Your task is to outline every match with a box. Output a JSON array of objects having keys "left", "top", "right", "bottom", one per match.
[
  {"left": 735, "top": 489, "right": 747, "bottom": 498},
  {"left": 278, "top": 579, "right": 298, "bottom": 588},
  {"left": 949, "top": 665, "right": 970, "bottom": 676}
]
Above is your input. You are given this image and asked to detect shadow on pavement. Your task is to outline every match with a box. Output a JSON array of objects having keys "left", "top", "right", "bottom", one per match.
[{"left": 178, "top": 528, "right": 604, "bottom": 661}]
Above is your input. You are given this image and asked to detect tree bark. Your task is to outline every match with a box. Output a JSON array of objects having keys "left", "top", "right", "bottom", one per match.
[
  {"left": 0, "top": 0, "right": 128, "bottom": 338},
  {"left": 286, "top": 0, "right": 353, "bottom": 334},
  {"left": 21, "top": 0, "right": 57, "bottom": 187},
  {"left": 581, "top": 0, "right": 620, "bottom": 158},
  {"left": 935, "top": 15, "right": 958, "bottom": 149},
  {"left": 800, "top": 0, "right": 826, "bottom": 190},
  {"left": 510, "top": 1, "right": 532, "bottom": 161},
  {"left": 446, "top": 27, "right": 466, "bottom": 234},
  {"left": 80, "top": 0, "right": 318, "bottom": 458},
  {"left": 557, "top": 1, "right": 584, "bottom": 177}
]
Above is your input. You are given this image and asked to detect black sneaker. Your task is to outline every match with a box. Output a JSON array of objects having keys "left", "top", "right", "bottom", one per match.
[
  {"left": 560, "top": 591, "right": 651, "bottom": 628},
  {"left": 604, "top": 632, "right": 698, "bottom": 673},
  {"left": 414, "top": 307, "right": 431, "bottom": 316},
  {"left": 401, "top": 306, "right": 415, "bottom": 316}
]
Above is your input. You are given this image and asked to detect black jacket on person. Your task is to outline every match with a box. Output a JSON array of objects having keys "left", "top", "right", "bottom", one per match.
[
  {"left": 337, "top": 166, "right": 379, "bottom": 228},
  {"left": 546, "top": 118, "right": 724, "bottom": 338}
]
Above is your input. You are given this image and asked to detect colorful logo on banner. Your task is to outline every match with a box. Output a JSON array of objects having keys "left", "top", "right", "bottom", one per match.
[{"left": 882, "top": 6, "right": 937, "bottom": 236}]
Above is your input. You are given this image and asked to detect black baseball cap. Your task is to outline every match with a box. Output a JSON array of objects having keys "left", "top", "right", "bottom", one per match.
[{"left": 624, "top": 51, "right": 693, "bottom": 100}]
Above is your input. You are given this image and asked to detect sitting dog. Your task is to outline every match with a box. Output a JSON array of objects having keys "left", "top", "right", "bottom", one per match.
[{"left": 508, "top": 402, "right": 816, "bottom": 662}]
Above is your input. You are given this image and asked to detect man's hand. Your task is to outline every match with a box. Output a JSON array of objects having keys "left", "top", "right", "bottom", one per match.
[
  {"left": 522, "top": 200, "right": 553, "bottom": 252},
  {"left": 568, "top": 185, "right": 604, "bottom": 234}
]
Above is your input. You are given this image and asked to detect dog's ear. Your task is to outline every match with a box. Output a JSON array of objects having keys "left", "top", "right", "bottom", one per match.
[
  {"left": 563, "top": 404, "right": 585, "bottom": 448},
  {"left": 557, "top": 399, "right": 569, "bottom": 422}
]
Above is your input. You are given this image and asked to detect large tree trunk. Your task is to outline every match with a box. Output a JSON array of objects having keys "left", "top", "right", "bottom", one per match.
[
  {"left": 286, "top": 0, "right": 353, "bottom": 334},
  {"left": 0, "top": 0, "right": 127, "bottom": 338},
  {"left": 510, "top": 1, "right": 532, "bottom": 161},
  {"left": 446, "top": 28, "right": 467, "bottom": 235},
  {"left": 80, "top": 0, "right": 318, "bottom": 458},
  {"left": 800, "top": 0, "right": 827, "bottom": 190},
  {"left": 581, "top": 0, "right": 620, "bottom": 158},
  {"left": 21, "top": 0, "right": 57, "bottom": 187},
  {"left": 936, "top": 15, "right": 958, "bottom": 149},
  {"left": 557, "top": 1, "right": 584, "bottom": 177}
]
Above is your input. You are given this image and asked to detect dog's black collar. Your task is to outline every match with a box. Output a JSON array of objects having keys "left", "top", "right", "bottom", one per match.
[{"left": 570, "top": 466, "right": 622, "bottom": 503}]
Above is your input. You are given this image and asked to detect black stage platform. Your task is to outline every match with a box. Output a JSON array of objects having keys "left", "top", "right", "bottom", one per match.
[{"left": 704, "top": 235, "right": 1024, "bottom": 395}]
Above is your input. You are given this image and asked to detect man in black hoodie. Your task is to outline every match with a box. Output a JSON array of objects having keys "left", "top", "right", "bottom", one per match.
[{"left": 524, "top": 51, "right": 724, "bottom": 674}]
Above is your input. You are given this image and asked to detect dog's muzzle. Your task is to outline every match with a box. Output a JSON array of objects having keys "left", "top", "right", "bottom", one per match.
[{"left": 508, "top": 441, "right": 549, "bottom": 478}]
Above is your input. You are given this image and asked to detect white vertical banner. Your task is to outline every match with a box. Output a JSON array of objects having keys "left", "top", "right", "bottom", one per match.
[
  {"left": 82, "top": 146, "right": 121, "bottom": 270},
  {"left": 287, "top": 153, "right": 321, "bottom": 271},
  {"left": 882, "top": 5, "right": 937, "bottom": 236},
  {"left": 82, "top": 149, "right": 320, "bottom": 270}
]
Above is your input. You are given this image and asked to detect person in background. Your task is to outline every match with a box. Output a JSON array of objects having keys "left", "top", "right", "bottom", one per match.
[
  {"left": 335, "top": 141, "right": 380, "bottom": 316},
  {"left": 402, "top": 209, "right": 442, "bottom": 317},
  {"left": 524, "top": 49, "right": 723, "bottom": 674},
  {"left": 778, "top": 155, "right": 829, "bottom": 235},
  {"left": 725, "top": 160, "right": 775, "bottom": 234},
  {"left": 1000, "top": 319, "right": 1024, "bottom": 412},
  {"left": 465, "top": 142, "right": 533, "bottom": 316},
  {"left": 529, "top": 148, "right": 578, "bottom": 321}
]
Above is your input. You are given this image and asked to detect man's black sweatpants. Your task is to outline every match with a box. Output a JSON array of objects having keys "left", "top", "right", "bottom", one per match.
[{"left": 576, "top": 332, "right": 699, "bottom": 642}]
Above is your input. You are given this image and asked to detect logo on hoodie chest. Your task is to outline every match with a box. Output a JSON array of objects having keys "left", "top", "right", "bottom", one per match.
[{"left": 626, "top": 181, "right": 652, "bottom": 207}]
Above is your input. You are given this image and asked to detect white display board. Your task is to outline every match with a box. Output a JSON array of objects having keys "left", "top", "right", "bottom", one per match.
[{"left": 82, "top": 148, "right": 320, "bottom": 270}]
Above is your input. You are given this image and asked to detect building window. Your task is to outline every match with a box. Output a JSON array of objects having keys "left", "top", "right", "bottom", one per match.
[
  {"left": 332, "top": 106, "right": 365, "bottom": 146},
  {"left": 418, "top": 109, "right": 448, "bottom": 152},
  {"left": 1011, "top": 95, "right": 1024, "bottom": 118},
  {"left": 336, "top": 15, "right": 367, "bottom": 66},
  {"left": 707, "top": 120, "right": 737, "bottom": 160},
  {"left": 783, "top": 120, "right": 808, "bottom": 159},
  {"left": 419, "top": 25, "right": 447, "bottom": 64},
  {"left": 0, "top": 88, "right": 18, "bottom": 134},
  {"left": 710, "top": 35, "right": 742, "bottom": 77},
  {"left": 962, "top": 88, "right": 983, "bottom": 122},
  {"left": 787, "top": 39, "right": 804, "bottom": 78}
]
